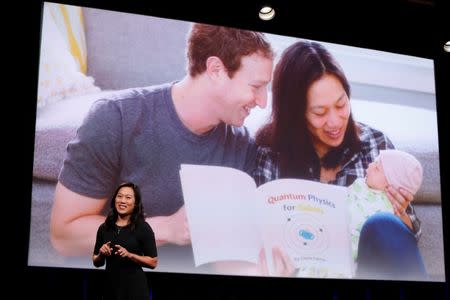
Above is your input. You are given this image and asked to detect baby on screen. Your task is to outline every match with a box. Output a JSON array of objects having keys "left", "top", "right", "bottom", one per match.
[{"left": 347, "top": 149, "right": 423, "bottom": 266}]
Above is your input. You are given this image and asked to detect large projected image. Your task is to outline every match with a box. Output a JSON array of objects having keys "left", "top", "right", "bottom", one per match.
[{"left": 30, "top": 2, "right": 445, "bottom": 282}]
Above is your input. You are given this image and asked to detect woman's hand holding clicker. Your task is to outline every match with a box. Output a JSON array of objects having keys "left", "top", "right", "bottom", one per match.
[{"left": 99, "top": 241, "right": 113, "bottom": 257}]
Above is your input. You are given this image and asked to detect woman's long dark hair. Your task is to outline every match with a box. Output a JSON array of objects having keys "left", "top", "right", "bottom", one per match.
[
  {"left": 256, "top": 40, "right": 361, "bottom": 179},
  {"left": 105, "top": 182, "right": 145, "bottom": 231}
]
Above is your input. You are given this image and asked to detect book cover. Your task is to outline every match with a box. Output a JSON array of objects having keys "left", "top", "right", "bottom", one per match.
[{"left": 179, "top": 164, "right": 353, "bottom": 278}]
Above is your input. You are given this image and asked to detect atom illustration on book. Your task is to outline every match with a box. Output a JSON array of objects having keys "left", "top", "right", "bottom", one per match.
[{"left": 283, "top": 213, "right": 328, "bottom": 254}]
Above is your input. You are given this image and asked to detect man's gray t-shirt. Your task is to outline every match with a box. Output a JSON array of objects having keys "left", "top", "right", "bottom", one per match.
[{"left": 58, "top": 83, "right": 258, "bottom": 272}]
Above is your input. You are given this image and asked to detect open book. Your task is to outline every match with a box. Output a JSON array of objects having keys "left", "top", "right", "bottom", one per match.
[{"left": 179, "top": 164, "right": 354, "bottom": 278}]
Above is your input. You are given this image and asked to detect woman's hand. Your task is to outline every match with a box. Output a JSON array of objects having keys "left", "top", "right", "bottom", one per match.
[
  {"left": 93, "top": 241, "right": 113, "bottom": 267},
  {"left": 386, "top": 185, "right": 413, "bottom": 228},
  {"left": 99, "top": 241, "right": 114, "bottom": 257},
  {"left": 257, "top": 247, "right": 296, "bottom": 277},
  {"left": 114, "top": 244, "right": 131, "bottom": 258}
]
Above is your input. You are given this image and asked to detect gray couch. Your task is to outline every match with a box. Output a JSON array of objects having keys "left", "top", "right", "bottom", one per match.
[{"left": 30, "top": 7, "right": 445, "bottom": 281}]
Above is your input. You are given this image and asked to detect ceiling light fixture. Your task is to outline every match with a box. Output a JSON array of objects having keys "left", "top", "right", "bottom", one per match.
[
  {"left": 444, "top": 41, "right": 450, "bottom": 53},
  {"left": 259, "top": 6, "right": 275, "bottom": 21}
]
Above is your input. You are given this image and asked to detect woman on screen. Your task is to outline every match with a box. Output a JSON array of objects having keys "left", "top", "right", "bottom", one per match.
[
  {"left": 93, "top": 182, "right": 158, "bottom": 299},
  {"left": 253, "top": 40, "right": 426, "bottom": 280}
]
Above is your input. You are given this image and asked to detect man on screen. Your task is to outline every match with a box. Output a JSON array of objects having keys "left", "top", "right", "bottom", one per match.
[{"left": 50, "top": 23, "right": 274, "bottom": 272}]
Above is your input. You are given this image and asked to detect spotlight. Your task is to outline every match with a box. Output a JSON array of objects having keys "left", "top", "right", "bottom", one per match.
[
  {"left": 444, "top": 41, "right": 450, "bottom": 53},
  {"left": 259, "top": 6, "right": 275, "bottom": 21}
]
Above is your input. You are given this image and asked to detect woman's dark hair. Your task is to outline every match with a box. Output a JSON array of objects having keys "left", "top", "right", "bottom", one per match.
[
  {"left": 256, "top": 40, "right": 360, "bottom": 179},
  {"left": 105, "top": 182, "right": 145, "bottom": 231}
]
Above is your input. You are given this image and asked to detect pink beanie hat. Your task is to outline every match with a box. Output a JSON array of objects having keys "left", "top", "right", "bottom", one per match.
[{"left": 378, "top": 149, "right": 423, "bottom": 195}]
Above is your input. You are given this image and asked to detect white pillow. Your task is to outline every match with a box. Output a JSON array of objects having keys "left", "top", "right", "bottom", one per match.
[{"left": 37, "top": 4, "right": 100, "bottom": 108}]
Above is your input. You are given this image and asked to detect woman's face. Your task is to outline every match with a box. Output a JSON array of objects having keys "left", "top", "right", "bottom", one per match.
[
  {"left": 115, "top": 186, "right": 136, "bottom": 217},
  {"left": 305, "top": 73, "right": 351, "bottom": 158}
]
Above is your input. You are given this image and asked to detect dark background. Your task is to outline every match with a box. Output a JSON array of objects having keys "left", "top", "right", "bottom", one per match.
[{"left": 19, "top": 0, "right": 449, "bottom": 299}]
